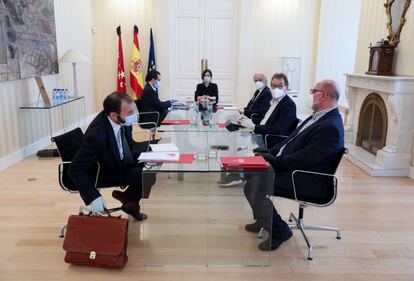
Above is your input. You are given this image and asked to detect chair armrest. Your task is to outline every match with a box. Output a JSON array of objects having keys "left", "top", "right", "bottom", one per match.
[
  {"left": 264, "top": 134, "right": 288, "bottom": 149},
  {"left": 58, "top": 161, "right": 100, "bottom": 193},
  {"left": 291, "top": 170, "right": 338, "bottom": 207},
  {"left": 138, "top": 111, "right": 160, "bottom": 125}
]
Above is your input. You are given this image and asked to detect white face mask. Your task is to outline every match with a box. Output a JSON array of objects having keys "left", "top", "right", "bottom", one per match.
[
  {"left": 305, "top": 95, "right": 314, "bottom": 110},
  {"left": 155, "top": 80, "right": 161, "bottom": 89},
  {"left": 118, "top": 113, "right": 137, "bottom": 126},
  {"left": 255, "top": 81, "right": 265, "bottom": 90},
  {"left": 272, "top": 88, "right": 285, "bottom": 99}
]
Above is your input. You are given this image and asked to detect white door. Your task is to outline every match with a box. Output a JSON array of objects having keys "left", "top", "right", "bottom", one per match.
[{"left": 171, "top": 0, "right": 239, "bottom": 103}]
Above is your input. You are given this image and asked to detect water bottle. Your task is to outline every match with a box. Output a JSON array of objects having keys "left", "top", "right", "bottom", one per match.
[
  {"left": 52, "top": 89, "right": 57, "bottom": 105},
  {"left": 64, "top": 89, "right": 69, "bottom": 101},
  {"left": 207, "top": 102, "right": 213, "bottom": 127}
]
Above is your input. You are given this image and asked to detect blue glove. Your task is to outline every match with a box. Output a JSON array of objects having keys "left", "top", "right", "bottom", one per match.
[
  {"left": 89, "top": 196, "right": 106, "bottom": 214},
  {"left": 170, "top": 99, "right": 179, "bottom": 104}
]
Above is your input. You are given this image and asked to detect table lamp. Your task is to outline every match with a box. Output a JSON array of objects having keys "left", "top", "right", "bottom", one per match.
[{"left": 59, "top": 49, "right": 89, "bottom": 96}]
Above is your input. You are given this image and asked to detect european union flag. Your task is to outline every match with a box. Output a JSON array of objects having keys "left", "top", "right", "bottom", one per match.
[{"left": 148, "top": 28, "right": 156, "bottom": 72}]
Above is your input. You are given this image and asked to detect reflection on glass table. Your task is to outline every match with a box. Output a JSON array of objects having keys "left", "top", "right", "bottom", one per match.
[
  {"left": 138, "top": 131, "right": 275, "bottom": 267},
  {"left": 159, "top": 104, "right": 241, "bottom": 132}
]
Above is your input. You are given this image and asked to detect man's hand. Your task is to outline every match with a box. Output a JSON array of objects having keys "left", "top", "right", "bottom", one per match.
[
  {"left": 239, "top": 117, "right": 255, "bottom": 129},
  {"left": 89, "top": 196, "right": 106, "bottom": 215},
  {"left": 253, "top": 147, "right": 270, "bottom": 154},
  {"left": 261, "top": 153, "right": 277, "bottom": 166}
]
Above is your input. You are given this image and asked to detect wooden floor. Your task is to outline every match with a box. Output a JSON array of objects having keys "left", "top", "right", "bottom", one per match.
[{"left": 1, "top": 156, "right": 414, "bottom": 280}]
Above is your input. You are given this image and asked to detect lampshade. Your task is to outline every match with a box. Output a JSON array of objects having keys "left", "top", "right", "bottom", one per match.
[{"left": 59, "top": 49, "right": 89, "bottom": 63}]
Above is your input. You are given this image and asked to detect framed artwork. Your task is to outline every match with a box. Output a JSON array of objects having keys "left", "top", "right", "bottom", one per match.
[
  {"left": 0, "top": 0, "right": 58, "bottom": 82},
  {"left": 281, "top": 57, "right": 301, "bottom": 96}
]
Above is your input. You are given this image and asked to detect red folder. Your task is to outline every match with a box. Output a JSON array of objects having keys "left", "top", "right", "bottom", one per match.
[
  {"left": 163, "top": 153, "right": 195, "bottom": 164},
  {"left": 216, "top": 105, "right": 224, "bottom": 109},
  {"left": 219, "top": 156, "right": 270, "bottom": 169},
  {"left": 161, "top": 119, "right": 191, "bottom": 125},
  {"left": 218, "top": 122, "right": 226, "bottom": 128}
]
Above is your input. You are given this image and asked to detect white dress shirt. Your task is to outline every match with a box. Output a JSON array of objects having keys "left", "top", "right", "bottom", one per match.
[
  {"left": 276, "top": 106, "right": 337, "bottom": 157},
  {"left": 259, "top": 94, "right": 287, "bottom": 125},
  {"left": 107, "top": 116, "right": 124, "bottom": 160}
]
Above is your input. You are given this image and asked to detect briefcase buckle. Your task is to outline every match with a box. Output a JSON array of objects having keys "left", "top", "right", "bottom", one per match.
[{"left": 89, "top": 251, "right": 96, "bottom": 260}]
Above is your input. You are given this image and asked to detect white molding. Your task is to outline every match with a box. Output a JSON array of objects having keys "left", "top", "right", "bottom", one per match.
[
  {"left": 0, "top": 112, "right": 98, "bottom": 172},
  {"left": 344, "top": 74, "right": 414, "bottom": 177}
]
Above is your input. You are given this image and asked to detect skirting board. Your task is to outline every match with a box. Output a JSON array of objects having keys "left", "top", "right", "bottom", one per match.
[
  {"left": 0, "top": 112, "right": 97, "bottom": 172},
  {"left": 410, "top": 166, "right": 414, "bottom": 180}
]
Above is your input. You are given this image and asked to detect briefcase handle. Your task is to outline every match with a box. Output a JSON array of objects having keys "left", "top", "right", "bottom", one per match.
[{"left": 78, "top": 205, "right": 122, "bottom": 218}]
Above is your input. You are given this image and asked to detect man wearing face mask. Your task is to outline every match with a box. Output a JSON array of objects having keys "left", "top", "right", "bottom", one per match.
[
  {"left": 69, "top": 92, "right": 153, "bottom": 220},
  {"left": 244, "top": 79, "right": 344, "bottom": 251},
  {"left": 239, "top": 73, "right": 297, "bottom": 148},
  {"left": 240, "top": 73, "right": 272, "bottom": 119},
  {"left": 139, "top": 70, "right": 175, "bottom": 126}
]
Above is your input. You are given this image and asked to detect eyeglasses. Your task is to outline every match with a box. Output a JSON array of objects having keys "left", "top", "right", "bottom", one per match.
[{"left": 310, "top": 89, "right": 325, "bottom": 95}]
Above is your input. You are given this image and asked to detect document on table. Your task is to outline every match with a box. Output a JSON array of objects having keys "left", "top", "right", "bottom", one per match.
[
  {"left": 149, "top": 143, "right": 179, "bottom": 152},
  {"left": 138, "top": 152, "right": 180, "bottom": 162}
]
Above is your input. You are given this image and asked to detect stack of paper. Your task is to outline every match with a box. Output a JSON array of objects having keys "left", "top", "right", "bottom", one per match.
[
  {"left": 138, "top": 152, "right": 180, "bottom": 162},
  {"left": 150, "top": 143, "right": 179, "bottom": 152}
]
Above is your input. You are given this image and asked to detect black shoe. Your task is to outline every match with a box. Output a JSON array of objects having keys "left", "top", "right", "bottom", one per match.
[
  {"left": 121, "top": 201, "right": 148, "bottom": 221},
  {"left": 245, "top": 220, "right": 263, "bottom": 233},
  {"left": 258, "top": 229, "right": 292, "bottom": 251},
  {"left": 219, "top": 174, "right": 245, "bottom": 187},
  {"left": 112, "top": 190, "right": 129, "bottom": 205}
]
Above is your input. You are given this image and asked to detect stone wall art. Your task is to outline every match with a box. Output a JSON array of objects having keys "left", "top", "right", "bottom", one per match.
[{"left": 0, "top": 0, "right": 58, "bottom": 82}]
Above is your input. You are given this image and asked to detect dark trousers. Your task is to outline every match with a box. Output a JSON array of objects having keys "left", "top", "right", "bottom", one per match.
[
  {"left": 244, "top": 172, "right": 291, "bottom": 237},
  {"left": 99, "top": 166, "right": 156, "bottom": 203}
]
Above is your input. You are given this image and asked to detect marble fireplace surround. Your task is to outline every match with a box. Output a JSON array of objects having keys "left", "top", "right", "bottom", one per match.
[{"left": 344, "top": 74, "right": 414, "bottom": 178}]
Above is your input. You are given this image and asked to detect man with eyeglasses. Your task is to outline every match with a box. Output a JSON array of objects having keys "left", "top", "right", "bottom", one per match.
[
  {"left": 239, "top": 73, "right": 298, "bottom": 148},
  {"left": 244, "top": 79, "right": 344, "bottom": 251},
  {"left": 219, "top": 73, "right": 298, "bottom": 188}
]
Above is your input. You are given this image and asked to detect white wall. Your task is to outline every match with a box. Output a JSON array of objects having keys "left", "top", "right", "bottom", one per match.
[
  {"left": 252, "top": 0, "right": 321, "bottom": 114},
  {"left": 0, "top": 0, "right": 93, "bottom": 169},
  {"left": 91, "top": 0, "right": 154, "bottom": 110},
  {"left": 355, "top": 0, "right": 414, "bottom": 75},
  {"left": 314, "top": 0, "right": 362, "bottom": 107}
]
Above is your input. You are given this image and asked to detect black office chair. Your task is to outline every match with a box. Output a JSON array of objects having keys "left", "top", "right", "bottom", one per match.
[
  {"left": 264, "top": 118, "right": 300, "bottom": 148},
  {"left": 276, "top": 148, "right": 348, "bottom": 260},
  {"left": 135, "top": 99, "right": 160, "bottom": 129},
  {"left": 52, "top": 128, "right": 125, "bottom": 238}
]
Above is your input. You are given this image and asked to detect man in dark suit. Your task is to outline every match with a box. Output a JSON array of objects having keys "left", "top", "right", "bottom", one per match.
[
  {"left": 244, "top": 79, "right": 345, "bottom": 251},
  {"left": 240, "top": 73, "right": 272, "bottom": 119},
  {"left": 69, "top": 92, "right": 153, "bottom": 220},
  {"left": 137, "top": 70, "right": 174, "bottom": 126},
  {"left": 239, "top": 73, "right": 297, "bottom": 148},
  {"left": 220, "top": 73, "right": 297, "bottom": 187}
]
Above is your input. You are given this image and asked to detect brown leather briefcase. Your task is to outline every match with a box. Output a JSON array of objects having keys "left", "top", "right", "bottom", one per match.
[{"left": 62, "top": 214, "right": 129, "bottom": 269}]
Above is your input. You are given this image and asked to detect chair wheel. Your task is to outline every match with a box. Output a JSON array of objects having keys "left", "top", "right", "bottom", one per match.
[
  {"left": 336, "top": 236, "right": 341, "bottom": 240},
  {"left": 308, "top": 257, "right": 313, "bottom": 260},
  {"left": 59, "top": 235, "right": 64, "bottom": 238},
  {"left": 288, "top": 219, "right": 293, "bottom": 222}
]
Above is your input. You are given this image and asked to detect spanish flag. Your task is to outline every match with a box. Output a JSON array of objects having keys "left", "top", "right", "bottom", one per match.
[{"left": 130, "top": 25, "right": 144, "bottom": 100}]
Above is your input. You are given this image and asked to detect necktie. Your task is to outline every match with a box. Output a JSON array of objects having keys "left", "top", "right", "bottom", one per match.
[
  {"left": 248, "top": 91, "right": 260, "bottom": 110},
  {"left": 121, "top": 127, "right": 135, "bottom": 166}
]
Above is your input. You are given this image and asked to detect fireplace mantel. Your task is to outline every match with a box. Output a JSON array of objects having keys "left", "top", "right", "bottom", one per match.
[{"left": 344, "top": 73, "right": 414, "bottom": 178}]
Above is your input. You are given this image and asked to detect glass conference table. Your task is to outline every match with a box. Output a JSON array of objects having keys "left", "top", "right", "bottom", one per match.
[
  {"left": 158, "top": 104, "right": 241, "bottom": 132},
  {"left": 137, "top": 108, "right": 275, "bottom": 267}
]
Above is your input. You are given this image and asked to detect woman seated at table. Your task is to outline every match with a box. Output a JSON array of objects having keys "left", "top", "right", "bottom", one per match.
[{"left": 194, "top": 69, "right": 219, "bottom": 104}]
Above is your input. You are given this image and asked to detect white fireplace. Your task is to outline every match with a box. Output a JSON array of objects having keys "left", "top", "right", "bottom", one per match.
[{"left": 344, "top": 73, "right": 414, "bottom": 178}]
